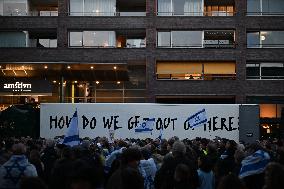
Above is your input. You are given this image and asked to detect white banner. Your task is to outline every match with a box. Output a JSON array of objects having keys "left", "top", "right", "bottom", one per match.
[{"left": 40, "top": 103, "right": 239, "bottom": 141}]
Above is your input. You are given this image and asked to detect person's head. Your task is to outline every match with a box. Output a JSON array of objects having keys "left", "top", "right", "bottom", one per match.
[
  {"left": 263, "top": 162, "right": 284, "bottom": 189},
  {"left": 174, "top": 163, "right": 190, "bottom": 182},
  {"left": 217, "top": 174, "right": 246, "bottom": 189},
  {"left": 198, "top": 154, "right": 213, "bottom": 172},
  {"left": 121, "top": 147, "right": 142, "bottom": 168},
  {"left": 172, "top": 141, "right": 186, "bottom": 157},
  {"left": 225, "top": 140, "right": 237, "bottom": 151},
  {"left": 121, "top": 167, "right": 144, "bottom": 189},
  {"left": 29, "top": 149, "right": 40, "bottom": 160},
  {"left": 20, "top": 177, "right": 48, "bottom": 189},
  {"left": 12, "top": 143, "right": 26, "bottom": 155}
]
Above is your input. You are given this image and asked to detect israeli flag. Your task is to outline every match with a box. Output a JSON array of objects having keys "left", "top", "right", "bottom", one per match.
[
  {"left": 63, "top": 110, "right": 80, "bottom": 147},
  {"left": 158, "top": 127, "right": 163, "bottom": 141},
  {"left": 135, "top": 118, "right": 155, "bottom": 133},
  {"left": 187, "top": 109, "right": 207, "bottom": 128}
]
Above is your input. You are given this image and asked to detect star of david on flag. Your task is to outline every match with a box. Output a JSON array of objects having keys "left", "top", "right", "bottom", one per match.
[
  {"left": 135, "top": 118, "right": 155, "bottom": 133},
  {"left": 63, "top": 109, "right": 80, "bottom": 147},
  {"left": 187, "top": 109, "right": 207, "bottom": 128}
]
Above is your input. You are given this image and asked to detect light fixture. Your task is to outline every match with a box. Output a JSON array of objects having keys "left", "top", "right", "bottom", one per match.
[
  {"left": 44, "top": 65, "right": 48, "bottom": 69},
  {"left": 117, "top": 81, "right": 121, "bottom": 84},
  {"left": 74, "top": 81, "right": 78, "bottom": 83},
  {"left": 53, "top": 80, "right": 57, "bottom": 83},
  {"left": 90, "top": 66, "right": 94, "bottom": 69},
  {"left": 96, "top": 81, "right": 100, "bottom": 84},
  {"left": 261, "top": 35, "right": 266, "bottom": 41},
  {"left": 24, "top": 70, "right": 27, "bottom": 75},
  {"left": 96, "top": 10, "right": 99, "bottom": 13},
  {"left": 113, "top": 66, "right": 117, "bottom": 70},
  {"left": 0, "top": 65, "right": 2, "bottom": 68},
  {"left": 67, "top": 66, "right": 71, "bottom": 69}
]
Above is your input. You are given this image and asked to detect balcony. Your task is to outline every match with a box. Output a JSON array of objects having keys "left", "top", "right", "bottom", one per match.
[
  {"left": 157, "top": 30, "right": 235, "bottom": 48},
  {"left": 69, "top": 0, "right": 146, "bottom": 16},
  {"left": 0, "top": 30, "right": 57, "bottom": 48},
  {"left": 156, "top": 0, "right": 235, "bottom": 16},
  {"left": 69, "top": 30, "right": 146, "bottom": 48},
  {"left": 0, "top": 0, "right": 58, "bottom": 16}
]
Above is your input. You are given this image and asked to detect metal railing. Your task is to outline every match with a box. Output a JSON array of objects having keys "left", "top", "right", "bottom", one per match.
[
  {"left": 1, "top": 11, "right": 58, "bottom": 16},
  {"left": 157, "top": 41, "right": 236, "bottom": 48},
  {"left": 247, "top": 12, "right": 284, "bottom": 16},
  {"left": 68, "top": 12, "right": 146, "bottom": 16},
  {"left": 247, "top": 76, "right": 284, "bottom": 80},
  {"left": 156, "top": 11, "right": 235, "bottom": 16},
  {"left": 247, "top": 44, "right": 284, "bottom": 48},
  {"left": 157, "top": 74, "right": 236, "bottom": 80}
]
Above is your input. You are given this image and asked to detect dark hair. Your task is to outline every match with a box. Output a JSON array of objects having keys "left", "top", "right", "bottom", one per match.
[
  {"left": 121, "top": 147, "right": 142, "bottom": 166},
  {"left": 217, "top": 174, "right": 246, "bottom": 189},
  {"left": 20, "top": 177, "right": 48, "bottom": 189},
  {"left": 263, "top": 162, "right": 284, "bottom": 189},
  {"left": 199, "top": 154, "right": 213, "bottom": 172},
  {"left": 121, "top": 167, "right": 144, "bottom": 189}
]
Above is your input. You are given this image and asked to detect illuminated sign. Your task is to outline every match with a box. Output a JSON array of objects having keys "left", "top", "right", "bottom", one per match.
[
  {"left": 0, "top": 79, "right": 52, "bottom": 95},
  {"left": 3, "top": 82, "right": 32, "bottom": 92}
]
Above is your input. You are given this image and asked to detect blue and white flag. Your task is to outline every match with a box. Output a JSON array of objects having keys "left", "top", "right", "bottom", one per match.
[
  {"left": 63, "top": 110, "right": 80, "bottom": 147},
  {"left": 158, "top": 127, "right": 163, "bottom": 141},
  {"left": 239, "top": 150, "right": 270, "bottom": 179},
  {"left": 187, "top": 109, "right": 207, "bottom": 128},
  {"left": 135, "top": 118, "right": 155, "bottom": 133}
]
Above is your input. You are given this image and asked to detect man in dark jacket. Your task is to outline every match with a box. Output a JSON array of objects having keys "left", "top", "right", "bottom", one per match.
[{"left": 154, "top": 141, "right": 199, "bottom": 189}]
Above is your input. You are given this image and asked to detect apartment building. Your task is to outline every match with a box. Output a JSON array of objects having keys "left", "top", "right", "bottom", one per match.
[{"left": 0, "top": 0, "right": 284, "bottom": 137}]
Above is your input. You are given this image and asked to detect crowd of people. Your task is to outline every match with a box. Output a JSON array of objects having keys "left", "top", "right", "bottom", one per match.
[{"left": 0, "top": 136, "right": 284, "bottom": 189}]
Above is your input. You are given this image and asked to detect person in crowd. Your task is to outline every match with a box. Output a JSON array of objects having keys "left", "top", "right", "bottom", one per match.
[
  {"left": 239, "top": 143, "right": 270, "bottom": 189},
  {"left": 217, "top": 173, "right": 246, "bottom": 189},
  {"left": 263, "top": 162, "right": 284, "bottom": 189},
  {"left": 215, "top": 140, "right": 237, "bottom": 186},
  {"left": 154, "top": 140, "right": 199, "bottom": 189},
  {"left": 140, "top": 147, "right": 157, "bottom": 189},
  {"left": 41, "top": 139, "right": 58, "bottom": 185},
  {"left": 0, "top": 143, "right": 38, "bottom": 189},
  {"left": 106, "top": 147, "right": 143, "bottom": 189},
  {"left": 174, "top": 163, "right": 193, "bottom": 189},
  {"left": 20, "top": 177, "right": 48, "bottom": 189},
  {"left": 197, "top": 154, "right": 214, "bottom": 189},
  {"left": 29, "top": 149, "right": 44, "bottom": 178}
]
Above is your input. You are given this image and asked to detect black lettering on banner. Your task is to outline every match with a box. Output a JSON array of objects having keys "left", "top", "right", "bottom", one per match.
[
  {"left": 103, "top": 116, "right": 114, "bottom": 129},
  {"left": 184, "top": 119, "right": 190, "bottom": 130},
  {"left": 128, "top": 116, "right": 140, "bottom": 130},
  {"left": 156, "top": 118, "right": 163, "bottom": 130},
  {"left": 50, "top": 116, "right": 57, "bottom": 129},
  {"left": 229, "top": 117, "right": 237, "bottom": 131},
  {"left": 82, "top": 115, "right": 89, "bottom": 129},
  {"left": 65, "top": 116, "right": 72, "bottom": 128},
  {"left": 58, "top": 116, "right": 65, "bottom": 129},
  {"left": 212, "top": 116, "right": 219, "bottom": 131},
  {"left": 163, "top": 118, "right": 171, "bottom": 129},
  {"left": 90, "top": 117, "right": 97, "bottom": 129},
  {"left": 221, "top": 118, "right": 228, "bottom": 131},
  {"left": 171, "top": 118, "right": 177, "bottom": 130},
  {"left": 113, "top": 116, "right": 121, "bottom": 130}
]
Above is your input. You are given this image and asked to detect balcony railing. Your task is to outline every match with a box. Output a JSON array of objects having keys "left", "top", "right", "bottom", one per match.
[
  {"left": 247, "top": 12, "right": 284, "bottom": 16},
  {"left": 68, "top": 12, "right": 146, "bottom": 16},
  {"left": 247, "top": 44, "right": 284, "bottom": 48},
  {"left": 247, "top": 76, "right": 284, "bottom": 80},
  {"left": 156, "top": 11, "right": 235, "bottom": 16},
  {"left": 157, "top": 74, "right": 236, "bottom": 80},
  {"left": 157, "top": 42, "right": 235, "bottom": 48},
  {"left": 1, "top": 11, "right": 58, "bottom": 16}
]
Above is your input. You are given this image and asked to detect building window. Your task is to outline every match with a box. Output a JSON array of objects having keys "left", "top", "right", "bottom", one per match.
[
  {"left": 157, "top": 30, "right": 235, "bottom": 48},
  {"left": 204, "top": 5, "right": 234, "bottom": 16},
  {"left": 247, "top": 0, "right": 284, "bottom": 15},
  {"left": 247, "top": 31, "right": 284, "bottom": 48},
  {"left": 69, "top": 31, "right": 116, "bottom": 47},
  {"left": 157, "top": 0, "right": 203, "bottom": 16},
  {"left": 156, "top": 62, "right": 236, "bottom": 80},
  {"left": 246, "top": 63, "right": 284, "bottom": 79},
  {"left": 0, "top": 0, "right": 27, "bottom": 16},
  {"left": 0, "top": 31, "right": 27, "bottom": 47}
]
